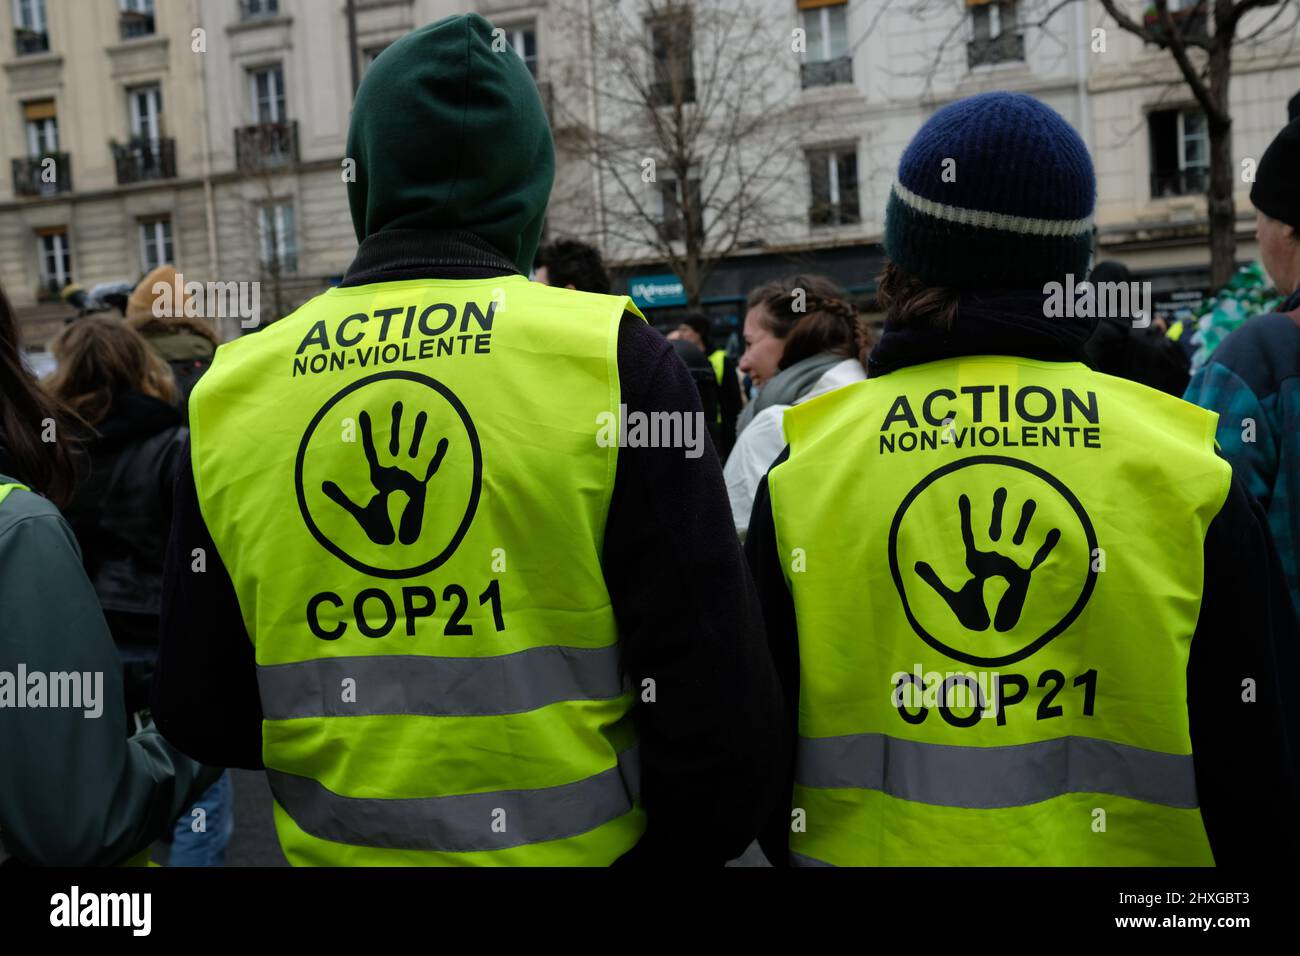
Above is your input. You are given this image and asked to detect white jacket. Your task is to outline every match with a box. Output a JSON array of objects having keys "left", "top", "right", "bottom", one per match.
[{"left": 724, "top": 357, "right": 866, "bottom": 537}]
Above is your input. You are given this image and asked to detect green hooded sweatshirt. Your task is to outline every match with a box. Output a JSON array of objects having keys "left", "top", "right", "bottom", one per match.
[{"left": 346, "top": 12, "right": 555, "bottom": 273}]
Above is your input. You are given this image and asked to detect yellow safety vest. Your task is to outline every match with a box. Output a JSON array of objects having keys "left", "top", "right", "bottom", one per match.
[
  {"left": 189, "top": 275, "right": 646, "bottom": 865},
  {"left": 708, "top": 350, "right": 726, "bottom": 387},
  {"left": 769, "top": 355, "right": 1230, "bottom": 866},
  {"left": 0, "top": 482, "right": 25, "bottom": 505},
  {"left": 708, "top": 350, "right": 728, "bottom": 426}
]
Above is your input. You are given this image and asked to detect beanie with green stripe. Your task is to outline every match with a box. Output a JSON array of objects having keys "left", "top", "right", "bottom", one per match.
[{"left": 883, "top": 92, "right": 1096, "bottom": 290}]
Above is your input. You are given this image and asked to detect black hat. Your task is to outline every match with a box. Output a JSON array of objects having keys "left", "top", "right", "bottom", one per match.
[
  {"left": 1251, "top": 118, "right": 1300, "bottom": 231},
  {"left": 1289, "top": 90, "right": 1300, "bottom": 123}
]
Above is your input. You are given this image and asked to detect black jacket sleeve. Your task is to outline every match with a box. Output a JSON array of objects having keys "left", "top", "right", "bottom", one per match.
[
  {"left": 1188, "top": 473, "right": 1300, "bottom": 864},
  {"left": 606, "top": 316, "right": 784, "bottom": 866},
  {"left": 743, "top": 448, "right": 797, "bottom": 867},
  {"left": 152, "top": 444, "right": 264, "bottom": 769},
  {"left": 746, "top": 455, "right": 1300, "bottom": 866}
]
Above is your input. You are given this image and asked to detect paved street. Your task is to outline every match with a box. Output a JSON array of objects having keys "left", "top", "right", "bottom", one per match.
[{"left": 226, "top": 770, "right": 289, "bottom": 867}]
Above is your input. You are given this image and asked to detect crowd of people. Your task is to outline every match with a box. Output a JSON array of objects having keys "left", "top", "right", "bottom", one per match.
[{"left": 2, "top": 12, "right": 1299, "bottom": 868}]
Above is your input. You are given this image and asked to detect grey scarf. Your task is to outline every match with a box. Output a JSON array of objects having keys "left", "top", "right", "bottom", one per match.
[{"left": 736, "top": 352, "right": 846, "bottom": 435}]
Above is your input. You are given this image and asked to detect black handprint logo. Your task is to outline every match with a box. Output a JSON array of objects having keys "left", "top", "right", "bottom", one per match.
[
  {"left": 322, "top": 401, "right": 450, "bottom": 546},
  {"left": 914, "top": 488, "right": 1060, "bottom": 633}
]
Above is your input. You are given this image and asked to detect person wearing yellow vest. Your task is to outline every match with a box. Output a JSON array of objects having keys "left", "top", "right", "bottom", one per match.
[
  {"left": 745, "top": 92, "right": 1300, "bottom": 867},
  {"left": 0, "top": 286, "right": 216, "bottom": 866},
  {"left": 152, "top": 13, "right": 782, "bottom": 867},
  {"left": 678, "top": 313, "right": 742, "bottom": 462}
]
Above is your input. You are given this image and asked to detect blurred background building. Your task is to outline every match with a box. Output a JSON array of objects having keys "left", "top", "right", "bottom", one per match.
[{"left": 1, "top": 0, "right": 1296, "bottom": 353}]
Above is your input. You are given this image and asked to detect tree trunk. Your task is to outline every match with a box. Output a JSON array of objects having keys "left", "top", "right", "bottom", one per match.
[
  {"left": 1205, "top": 39, "right": 1236, "bottom": 290},
  {"left": 683, "top": 254, "right": 702, "bottom": 309}
]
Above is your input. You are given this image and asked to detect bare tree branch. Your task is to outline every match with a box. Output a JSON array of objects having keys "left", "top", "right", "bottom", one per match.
[
  {"left": 547, "top": 0, "right": 827, "bottom": 305},
  {"left": 1224, "top": 0, "right": 1289, "bottom": 33},
  {"left": 1156, "top": 0, "right": 1223, "bottom": 123}
]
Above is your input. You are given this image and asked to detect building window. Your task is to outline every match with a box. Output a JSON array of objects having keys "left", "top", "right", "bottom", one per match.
[
  {"left": 1142, "top": 0, "right": 1208, "bottom": 33},
  {"left": 116, "top": 85, "right": 175, "bottom": 182},
  {"left": 37, "top": 228, "right": 71, "bottom": 297},
  {"left": 119, "top": 0, "right": 155, "bottom": 40},
  {"left": 15, "top": 99, "right": 68, "bottom": 195},
  {"left": 504, "top": 24, "right": 538, "bottom": 78},
  {"left": 250, "top": 64, "right": 286, "bottom": 124},
  {"left": 13, "top": 0, "right": 48, "bottom": 55},
  {"left": 649, "top": 8, "right": 695, "bottom": 106},
  {"left": 659, "top": 175, "right": 702, "bottom": 243},
  {"left": 1149, "top": 107, "right": 1209, "bottom": 197},
  {"left": 128, "top": 84, "right": 162, "bottom": 141},
  {"left": 259, "top": 203, "right": 297, "bottom": 274},
  {"left": 800, "top": 1, "right": 851, "bottom": 88},
  {"left": 238, "top": 67, "right": 296, "bottom": 169},
  {"left": 968, "top": 0, "right": 1024, "bottom": 68},
  {"left": 140, "top": 218, "right": 173, "bottom": 271},
  {"left": 23, "top": 99, "right": 58, "bottom": 156},
  {"left": 240, "top": 0, "right": 278, "bottom": 19},
  {"left": 808, "top": 146, "right": 860, "bottom": 226}
]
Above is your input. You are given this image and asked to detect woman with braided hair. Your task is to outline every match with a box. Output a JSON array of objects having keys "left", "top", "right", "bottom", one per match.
[{"left": 725, "top": 274, "right": 868, "bottom": 537}]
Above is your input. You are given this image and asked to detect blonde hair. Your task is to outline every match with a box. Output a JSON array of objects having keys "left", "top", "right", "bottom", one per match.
[{"left": 46, "top": 317, "right": 179, "bottom": 426}]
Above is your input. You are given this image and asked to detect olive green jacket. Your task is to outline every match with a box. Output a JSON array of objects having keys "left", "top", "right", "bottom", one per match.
[{"left": 0, "top": 475, "right": 216, "bottom": 865}]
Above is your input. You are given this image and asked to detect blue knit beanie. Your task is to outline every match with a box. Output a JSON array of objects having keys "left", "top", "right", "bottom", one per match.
[{"left": 883, "top": 92, "right": 1096, "bottom": 290}]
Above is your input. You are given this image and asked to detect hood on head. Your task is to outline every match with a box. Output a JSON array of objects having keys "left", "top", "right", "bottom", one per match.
[{"left": 346, "top": 13, "right": 555, "bottom": 273}]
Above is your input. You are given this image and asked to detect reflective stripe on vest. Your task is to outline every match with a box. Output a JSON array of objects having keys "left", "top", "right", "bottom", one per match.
[
  {"left": 770, "top": 355, "right": 1230, "bottom": 867},
  {"left": 189, "top": 276, "right": 647, "bottom": 865},
  {"left": 797, "top": 733, "right": 1198, "bottom": 809},
  {"left": 257, "top": 645, "right": 627, "bottom": 719},
  {"left": 268, "top": 745, "right": 640, "bottom": 854}
]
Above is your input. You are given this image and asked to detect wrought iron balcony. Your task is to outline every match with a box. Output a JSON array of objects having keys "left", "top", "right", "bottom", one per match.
[
  {"left": 112, "top": 138, "right": 176, "bottom": 184},
  {"left": 801, "top": 56, "right": 853, "bottom": 89},
  {"left": 967, "top": 32, "right": 1025, "bottom": 68},
  {"left": 120, "top": 10, "right": 155, "bottom": 40},
  {"left": 12, "top": 153, "right": 72, "bottom": 197},
  {"left": 14, "top": 27, "right": 49, "bottom": 55},
  {"left": 38, "top": 275, "right": 67, "bottom": 300},
  {"left": 235, "top": 120, "right": 299, "bottom": 172}
]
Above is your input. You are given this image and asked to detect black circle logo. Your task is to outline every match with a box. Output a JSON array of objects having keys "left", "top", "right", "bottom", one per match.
[
  {"left": 295, "top": 371, "right": 481, "bottom": 578},
  {"left": 888, "top": 455, "right": 1097, "bottom": 667}
]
